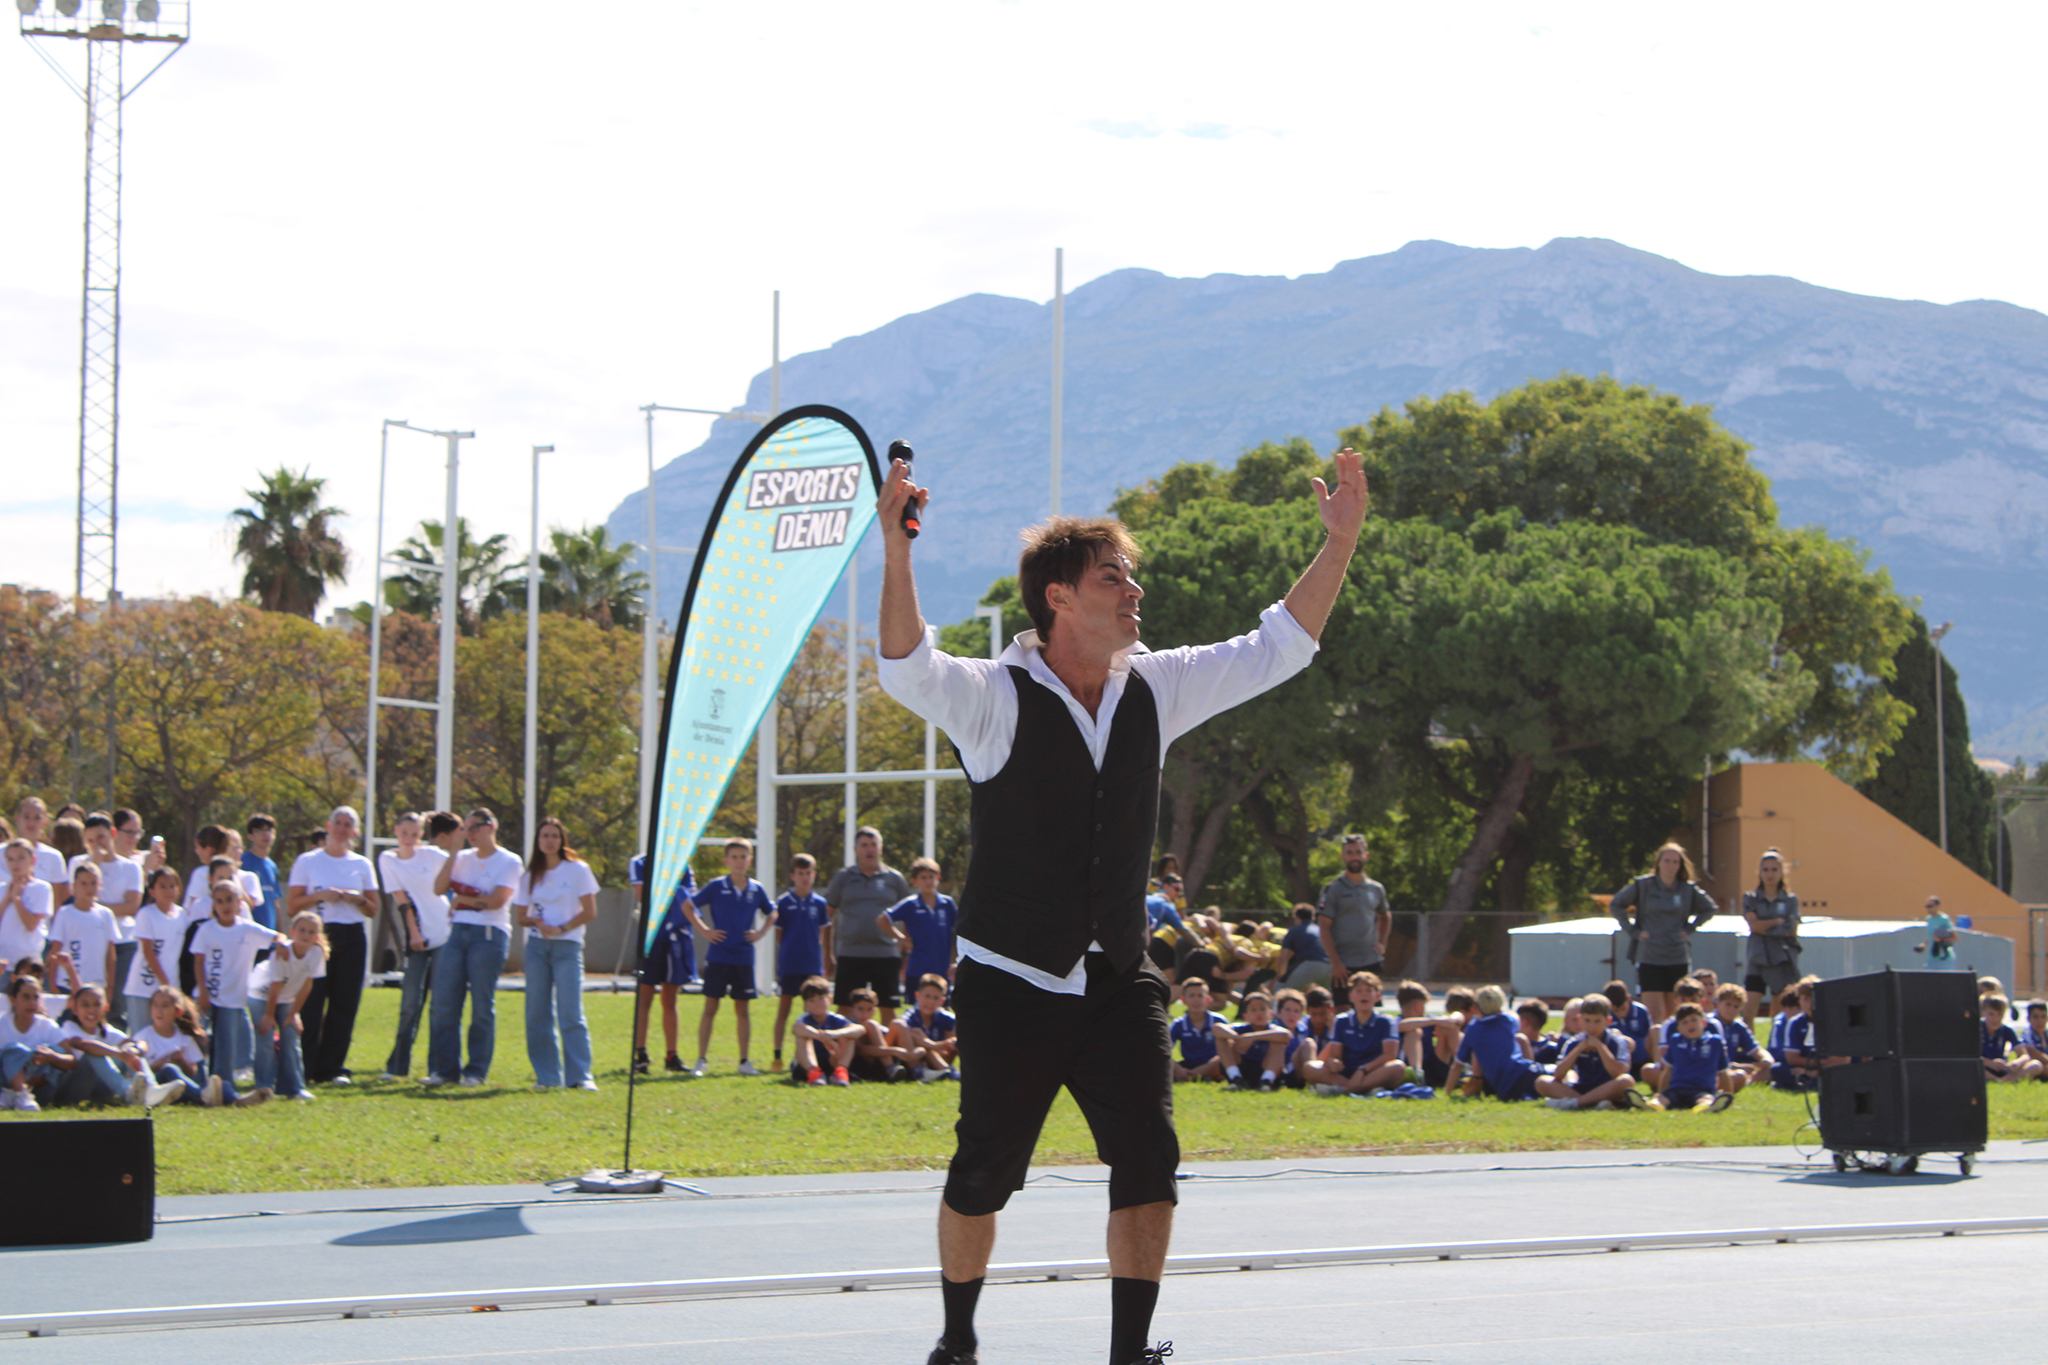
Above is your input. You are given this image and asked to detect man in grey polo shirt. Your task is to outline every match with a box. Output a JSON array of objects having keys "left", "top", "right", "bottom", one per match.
[
  {"left": 824, "top": 826, "right": 911, "bottom": 1021},
  {"left": 1318, "top": 833, "right": 1390, "bottom": 983}
]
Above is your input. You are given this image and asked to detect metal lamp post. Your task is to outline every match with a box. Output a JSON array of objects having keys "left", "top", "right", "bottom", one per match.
[{"left": 1931, "top": 620, "right": 1954, "bottom": 855}]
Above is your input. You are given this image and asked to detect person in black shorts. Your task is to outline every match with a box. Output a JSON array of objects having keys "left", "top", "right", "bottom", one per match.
[
  {"left": 824, "top": 827, "right": 910, "bottom": 1021},
  {"left": 876, "top": 445, "right": 1370, "bottom": 1365}
]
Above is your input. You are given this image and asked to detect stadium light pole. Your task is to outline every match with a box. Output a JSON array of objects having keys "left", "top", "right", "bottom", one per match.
[
  {"left": 526, "top": 445, "right": 553, "bottom": 858},
  {"left": 1931, "top": 620, "right": 1954, "bottom": 854},
  {"left": 1050, "top": 247, "right": 1064, "bottom": 517}
]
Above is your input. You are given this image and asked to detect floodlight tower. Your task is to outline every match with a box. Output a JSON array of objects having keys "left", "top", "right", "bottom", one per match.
[{"left": 18, "top": 0, "right": 190, "bottom": 609}]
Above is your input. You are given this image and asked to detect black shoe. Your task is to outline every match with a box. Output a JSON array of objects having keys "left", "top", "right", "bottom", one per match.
[
  {"left": 631, "top": 1049, "right": 651, "bottom": 1076},
  {"left": 925, "top": 1339, "right": 977, "bottom": 1364},
  {"left": 663, "top": 1052, "right": 685, "bottom": 1073},
  {"left": 1122, "top": 1344, "right": 1174, "bottom": 1364}
]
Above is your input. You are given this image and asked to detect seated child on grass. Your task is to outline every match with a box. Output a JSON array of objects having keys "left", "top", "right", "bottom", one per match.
[
  {"left": 1648, "top": 1003, "right": 1735, "bottom": 1111},
  {"left": 890, "top": 973, "right": 959, "bottom": 1081},
  {"left": 1516, "top": 999, "right": 1552, "bottom": 1061},
  {"left": 1536, "top": 997, "right": 1583, "bottom": 1067},
  {"left": 1712, "top": 981, "right": 1772, "bottom": 1089},
  {"left": 1604, "top": 979, "right": 1656, "bottom": 1079},
  {"left": 1981, "top": 995, "right": 2044, "bottom": 1082},
  {"left": 1640, "top": 978, "right": 1722, "bottom": 1090},
  {"left": 790, "top": 976, "right": 864, "bottom": 1087},
  {"left": 2018, "top": 1000, "right": 2048, "bottom": 1075},
  {"left": 1271, "top": 987, "right": 1315, "bottom": 1088},
  {"left": 845, "top": 985, "right": 915, "bottom": 1082},
  {"left": 1171, "top": 977, "right": 1233, "bottom": 1082},
  {"left": 1216, "top": 990, "right": 1293, "bottom": 1091},
  {"left": 1392, "top": 981, "right": 1467, "bottom": 1087},
  {"left": 1548, "top": 994, "right": 1646, "bottom": 1110},
  {"left": 1301, "top": 984, "right": 1337, "bottom": 1056},
  {"left": 1304, "top": 971, "right": 1405, "bottom": 1096},
  {"left": 1444, "top": 984, "right": 1579, "bottom": 1106}
]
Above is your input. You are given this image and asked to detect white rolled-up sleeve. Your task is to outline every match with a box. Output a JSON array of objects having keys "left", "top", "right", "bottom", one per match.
[
  {"left": 875, "top": 625, "right": 1018, "bottom": 782},
  {"left": 1133, "top": 599, "right": 1321, "bottom": 749}
]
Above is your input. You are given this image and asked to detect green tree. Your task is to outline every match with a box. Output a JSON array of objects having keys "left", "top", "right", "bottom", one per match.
[
  {"left": 535, "top": 525, "right": 648, "bottom": 631},
  {"left": 0, "top": 586, "right": 91, "bottom": 804},
  {"left": 230, "top": 467, "right": 350, "bottom": 619},
  {"left": 383, "top": 518, "right": 523, "bottom": 636},
  {"left": 1858, "top": 614, "right": 1998, "bottom": 880}
]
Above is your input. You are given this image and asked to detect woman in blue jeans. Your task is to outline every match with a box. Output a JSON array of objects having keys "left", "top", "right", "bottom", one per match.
[{"left": 514, "top": 818, "right": 602, "bottom": 1091}]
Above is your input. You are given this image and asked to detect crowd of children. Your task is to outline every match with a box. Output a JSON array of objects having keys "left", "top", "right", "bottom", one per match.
[{"left": 1158, "top": 966, "right": 2048, "bottom": 1111}]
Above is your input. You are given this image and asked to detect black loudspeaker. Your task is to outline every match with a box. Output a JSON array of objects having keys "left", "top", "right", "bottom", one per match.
[
  {"left": 1810, "top": 969, "right": 1978, "bottom": 1059},
  {"left": 0, "top": 1118, "right": 154, "bottom": 1245},
  {"left": 1819, "top": 1059, "right": 1987, "bottom": 1152}
]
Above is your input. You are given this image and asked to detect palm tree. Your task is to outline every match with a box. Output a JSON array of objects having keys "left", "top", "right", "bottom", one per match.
[
  {"left": 231, "top": 468, "right": 350, "bottom": 619},
  {"left": 537, "top": 525, "right": 648, "bottom": 631},
  {"left": 383, "top": 518, "right": 523, "bottom": 635}
]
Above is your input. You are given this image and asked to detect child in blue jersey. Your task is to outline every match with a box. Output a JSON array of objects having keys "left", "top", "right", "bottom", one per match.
[
  {"left": 770, "top": 853, "right": 832, "bottom": 1070},
  {"left": 1445, "top": 984, "right": 1579, "bottom": 1104},
  {"left": 1769, "top": 980, "right": 1822, "bottom": 1090},
  {"left": 1391, "top": 980, "right": 1458, "bottom": 1086},
  {"left": 1712, "top": 982, "right": 1773, "bottom": 1089},
  {"left": 630, "top": 855, "right": 698, "bottom": 1076},
  {"left": 2020, "top": 1001, "right": 2048, "bottom": 1076},
  {"left": 891, "top": 973, "right": 960, "bottom": 1080},
  {"left": 1304, "top": 971, "right": 1406, "bottom": 1096},
  {"left": 1604, "top": 979, "right": 1656, "bottom": 1079},
  {"left": 1550, "top": 995, "right": 1648, "bottom": 1110},
  {"left": 683, "top": 839, "right": 777, "bottom": 1077},
  {"left": 1649, "top": 1004, "right": 1735, "bottom": 1110},
  {"left": 1215, "top": 990, "right": 1292, "bottom": 1091},
  {"left": 1267, "top": 988, "right": 1318, "bottom": 1088},
  {"left": 1516, "top": 1000, "right": 1552, "bottom": 1061},
  {"left": 789, "top": 976, "right": 863, "bottom": 1086},
  {"left": 1170, "top": 977, "right": 1233, "bottom": 1082},
  {"left": 880, "top": 857, "right": 958, "bottom": 996},
  {"left": 1640, "top": 978, "right": 1722, "bottom": 1089},
  {"left": 1981, "top": 995, "right": 2044, "bottom": 1082}
]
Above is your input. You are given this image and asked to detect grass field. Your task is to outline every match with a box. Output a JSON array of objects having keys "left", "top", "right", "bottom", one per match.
[{"left": 10, "top": 986, "right": 2043, "bottom": 1196}]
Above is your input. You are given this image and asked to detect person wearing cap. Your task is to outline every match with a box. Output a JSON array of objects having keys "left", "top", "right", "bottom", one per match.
[{"left": 876, "top": 446, "right": 1368, "bottom": 1365}]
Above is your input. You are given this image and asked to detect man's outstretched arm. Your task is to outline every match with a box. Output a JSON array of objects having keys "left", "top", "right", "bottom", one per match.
[
  {"left": 1281, "top": 447, "right": 1370, "bottom": 642},
  {"left": 878, "top": 456, "right": 929, "bottom": 661}
]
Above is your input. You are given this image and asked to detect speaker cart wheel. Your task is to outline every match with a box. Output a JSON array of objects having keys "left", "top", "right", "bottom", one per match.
[
  {"left": 1959, "top": 1155, "right": 1975, "bottom": 1176},
  {"left": 1884, "top": 1154, "right": 1918, "bottom": 1176},
  {"left": 1832, "top": 1152, "right": 1850, "bottom": 1173}
]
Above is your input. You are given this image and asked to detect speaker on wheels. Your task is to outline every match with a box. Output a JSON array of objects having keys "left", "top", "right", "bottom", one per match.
[
  {"left": 0, "top": 1118, "right": 154, "bottom": 1245},
  {"left": 1811, "top": 969, "right": 1985, "bottom": 1165}
]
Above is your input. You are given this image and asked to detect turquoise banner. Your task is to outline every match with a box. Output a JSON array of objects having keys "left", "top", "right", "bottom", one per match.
[{"left": 642, "top": 406, "right": 880, "bottom": 951}]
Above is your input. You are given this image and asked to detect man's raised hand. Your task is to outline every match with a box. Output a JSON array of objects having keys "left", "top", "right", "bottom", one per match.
[
  {"left": 1312, "top": 447, "right": 1370, "bottom": 541},
  {"left": 879, "top": 457, "right": 929, "bottom": 548}
]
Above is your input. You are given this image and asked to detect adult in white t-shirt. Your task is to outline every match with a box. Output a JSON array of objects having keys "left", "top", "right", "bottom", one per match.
[
  {"left": 376, "top": 811, "right": 459, "bottom": 1080},
  {"left": 514, "top": 816, "right": 603, "bottom": 1090},
  {"left": 427, "top": 808, "right": 523, "bottom": 1086},
  {"left": 0, "top": 839, "right": 53, "bottom": 975},
  {"left": 286, "top": 805, "right": 379, "bottom": 1086}
]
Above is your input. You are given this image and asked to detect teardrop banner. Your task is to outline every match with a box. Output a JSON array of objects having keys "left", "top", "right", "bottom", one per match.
[{"left": 639, "top": 405, "right": 881, "bottom": 954}]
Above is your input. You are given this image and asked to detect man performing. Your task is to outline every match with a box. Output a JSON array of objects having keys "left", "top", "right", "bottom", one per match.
[{"left": 876, "top": 447, "right": 1368, "bottom": 1365}]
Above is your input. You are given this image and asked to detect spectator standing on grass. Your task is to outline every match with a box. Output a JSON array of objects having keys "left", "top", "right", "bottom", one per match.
[
  {"left": 377, "top": 811, "right": 459, "bottom": 1081},
  {"left": 250, "top": 910, "right": 327, "bottom": 1101},
  {"left": 47, "top": 861, "right": 118, "bottom": 999},
  {"left": 771, "top": 852, "right": 832, "bottom": 1071},
  {"left": 241, "top": 814, "right": 283, "bottom": 931},
  {"left": 825, "top": 826, "right": 909, "bottom": 1022},
  {"left": 428, "top": 808, "right": 523, "bottom": 1087},
  {"left": 288, "top": 806, "right": 379, "bottom": 1086},
  {"left": 191, "top": 881, "right": 287, "bottom": 1086},
  {"left": 1741, "top": 849, "right": 1801, "bottom": 1023},
  {"left": 881, "top": 856, "right": 959, "bottom": 990},
  {"left": 1922, "top": 895, "right": 1958, "bottom": 968},
  {"left": 1608, "top": 842, "right": 1717, "bottom": 1023},
  {"left": 123, "top": 868, "right": 185, "bottom": 1031},
  {"left": 629, "top": 853, "right": 699, "bottom": 1076},
  {"left": 683, "top": 838, "right": 776, "bottom": 1077},
  {"left": 1318, "top": 833, "right": 1390, "bottom": 986},
  {"left": 515, "top": 816, "right": 603, "bottom": 1092}
]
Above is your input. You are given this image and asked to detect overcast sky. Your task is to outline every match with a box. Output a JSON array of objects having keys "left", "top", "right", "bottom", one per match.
[{"left": 3, "top": 0, "right": 2041, "bottom": 614}]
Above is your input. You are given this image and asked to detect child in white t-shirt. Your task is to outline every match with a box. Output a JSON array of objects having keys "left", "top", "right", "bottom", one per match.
[
  {"left": 124, "top": 867, "right": 186, "bottom": 1029},
  {"left": 57, "top": 983, "right": 177, "bottom": 1107},
  {"left": 134, "top": 986, "right": 264, "bottom": 1107},
  {"left": 250, "top": 911, "right": 327, "bottom": 1101},
  {"left": 47, "top": 861, "right": 120, "bottom": 998},
  {"left": 190, "top": 881, "right": 287, "bottom": 1085},
  {"left": 0, "top": 839, "right": 53, "bottom": 976}
]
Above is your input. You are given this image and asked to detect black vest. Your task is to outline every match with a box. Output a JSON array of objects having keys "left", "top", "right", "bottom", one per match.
[{"left": 955, "top": 665, "right": 1161, "bottom": 978}]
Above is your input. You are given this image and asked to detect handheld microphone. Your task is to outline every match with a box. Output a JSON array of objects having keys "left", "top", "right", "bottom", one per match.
[{"left": 890, "top": 439, "right": 920, "bottom": 539}]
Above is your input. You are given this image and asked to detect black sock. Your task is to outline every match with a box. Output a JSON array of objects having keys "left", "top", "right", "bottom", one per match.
[
  {"left": 941, "top": 1274, "right": 983, "bottom": 1351},
  {"left": 1109, "top": 1276, "right": 1160, "bottom": 1363}
]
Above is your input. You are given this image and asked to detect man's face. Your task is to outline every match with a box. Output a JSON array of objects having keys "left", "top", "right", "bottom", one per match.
[
  {"left": 1161, "top": 877, "right": 1182, "bottom": 900},
  {"left": 855, "top": 834, "right": 881, "bottom": 872},
  {"left": 1051, "top": 547, "right": 1143, "bottom": 651},
  {"left": 1342, "top": 840, "right": 1367, "bottom": 875},
  {"left": 724, "top": 846, "right": 752, "bottom": 879},
  {"left": 792, "top": 865, "right": 816, "bottom": 894}
]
